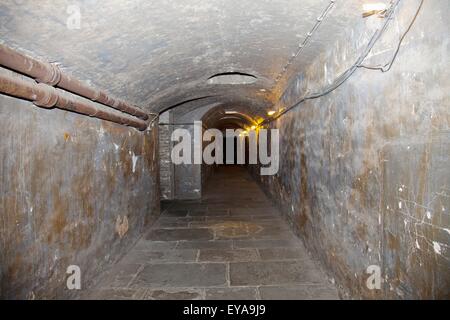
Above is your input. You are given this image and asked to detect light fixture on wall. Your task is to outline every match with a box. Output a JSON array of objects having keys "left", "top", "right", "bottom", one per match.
[
  {"left": 362, "top": 2, "right": 387, "bottom": 18},
  {"left": 239, "top": 130, "right": 249, "bottom": 137},
  {"left": 267, "top": 110, "right": 276, "bottom": 116}
]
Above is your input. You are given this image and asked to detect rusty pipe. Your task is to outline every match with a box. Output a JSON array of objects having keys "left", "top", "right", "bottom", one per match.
[
  {"left": 0, "top": 44, "right": 149, "bottom": 120},
  {"left": 0, "top": 70, "right": 148, "bottom": 131}
]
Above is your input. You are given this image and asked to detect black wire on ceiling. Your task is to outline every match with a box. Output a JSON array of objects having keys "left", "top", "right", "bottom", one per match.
[
  {"left": 358, "top": 0, "right": 425, "bottom": 73},
  {"left": 150, "top": 0, "right": 424, "bottom": 129},
  {"left": 260, "top": 0, "right": 424, "bottom": 126}
]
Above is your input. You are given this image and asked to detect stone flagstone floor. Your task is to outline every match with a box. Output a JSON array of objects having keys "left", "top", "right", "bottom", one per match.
[{"left": 83, "top": 166, "right": 339, "bottom": 300}]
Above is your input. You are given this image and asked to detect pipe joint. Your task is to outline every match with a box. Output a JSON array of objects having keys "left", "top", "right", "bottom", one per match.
[
  {"left": 33, "top": 83, "right": 58, "bottom": 108},
  {"left": 91, "top": 89, "right": 102, "bottom": 102},
  {"left": 36, "top": 63, "right": 61, "bottom": 86}
]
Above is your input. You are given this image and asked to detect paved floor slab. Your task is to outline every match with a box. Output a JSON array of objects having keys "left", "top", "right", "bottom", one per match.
[
  {"left": 205, "top": 287, "right": 258, "bottom": 300},
  {"left": 258, "top": 285, "right": 339, "bottom": 300},
  {"left": 258, "top": 247, "right": 310, "bottom": 261},
  {"left": 229, "top": 260, "right": 324, "bottom": 286},
  {"left": 146, "top": 228, "right": 213, "bottom": 241},
  {"left": 84, "top": 166, "right": 339, "bottom": 300},
  {"left": 120, "top": 249, "right": 198, "bottom": 264},
  {"left": 131, "top": 263, "right": 227, "bottom": 288},
  {"left": 176, "top": 240, "right": 233, "bottom": 250},
  {"left": 198, "top": 249, "right": 259, "bottom": 262},
  {"left": 143, "top": 288, "right": 204, "bottom": 300}
]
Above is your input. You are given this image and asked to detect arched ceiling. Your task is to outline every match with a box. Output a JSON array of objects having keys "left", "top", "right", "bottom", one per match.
[
  {"left": 0, "top": 0, "right": 363, "bottom": 117},
  {"left": 202, "top": 107, "right": 259, "bottom": 131},
  {"left": 171, "top": 101, "right": 265, "bottom": 130}
]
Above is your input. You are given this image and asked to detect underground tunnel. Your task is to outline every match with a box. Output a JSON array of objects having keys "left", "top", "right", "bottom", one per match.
[{"left": 0, "top": 0, "right": 449, "bottom": 301}]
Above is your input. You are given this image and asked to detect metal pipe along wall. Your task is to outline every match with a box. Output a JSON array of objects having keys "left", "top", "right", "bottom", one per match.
[
  {"left": 0, "top": 70, "right": 148, "bottom": 130},
  {"left": 0, "top": 44, "right": 149, "bottom": 121}
]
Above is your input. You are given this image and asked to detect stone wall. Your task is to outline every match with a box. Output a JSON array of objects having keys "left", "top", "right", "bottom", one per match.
[
  {"left": 0, "top": 94, "right": 160, "bottom": 299},
  {"left": 172, "top": 124, "right": 202, "bottom": 199},
  {"left": 159, "top": 111, "right": 174, "bottom": 200},
  {"left": 252, "top": 0, "right": 449, "bottom": 299},
  {"left": 159, "top": 105, "right": 219, "bottom": 201}
]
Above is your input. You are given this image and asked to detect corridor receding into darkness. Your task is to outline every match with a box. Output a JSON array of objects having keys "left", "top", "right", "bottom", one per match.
[
  {"left": 0, "top": 0, "right": 449, "bottom": 301},
  {"left": 84, "top": 166, "right": 338, "bottom": 300}
]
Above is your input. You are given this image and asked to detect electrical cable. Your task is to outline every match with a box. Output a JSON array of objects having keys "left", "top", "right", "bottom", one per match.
[
  {"left": 260, "top": 0, "right": 426, "bottom": 125},
  {"left": 358, "top": 0, "right": 425, "bottom": 72},
  {"left": 151, "top": 0, "right": 423, "bottom": 129}
]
